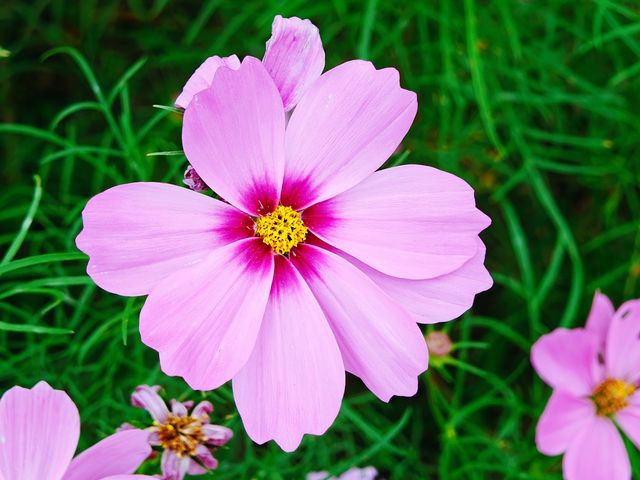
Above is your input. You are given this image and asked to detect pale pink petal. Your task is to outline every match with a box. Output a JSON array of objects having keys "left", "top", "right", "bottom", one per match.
[
  {"left": 605, "top": 299, "right": 640, "bottom": 383},
  {"left": 187, "top": 456, "right": 208, "bottom": 475},
  {"left": 535, "top": 390, "right": 595, "bottom": 456},
  {"left": 233, "top": 255, "right": 345, "bottom": 452},
  {"left": 281, "top": 60, "right": 417, "bottom": 209},
  {"left": 0, "top": 381, "right": 80, "bottom": 480},
  {"left": 263, "top": 15, "right": 324, "bottom": 111},
  {"left": 62, "top": 429, "right": 151, "bottom": 480},
  {"left": 194, "top": 445, "right": 218, "bottom": 469},
  {"left": 530, "top": 328, "right": 602, "bottom": 397},
  {"left": 333, "top": 238, "right": 491, "bottom": 322},
  {"left": 291, "top": 244, "right": 428, "bottom": 401},
  {"left": 304, "top": 165, "right": 490, "bottom": 280},
  {"left": 182, "top": 56, "right": 285, "bottom": 216},
  {"left": 585, "top": 290, "right": 615, "bottom": 349},
  {"left": 175, "top": 55, "right": 241, "bottom": 109},
  {"left": 202, "top": 424, "right": 233, "bottom": 446},
  {"left": 340, "top": 467, "right": 378, "bottom": 480},
  {"left": 306, "top": 472, "right": 330, "bottom": 480},
  {"left": 76, "top": 182, "right": 252, "bottom": 296},
  {"left": 192, "top": 401, "right": 213, "bottom": 418},
  {"left": 616, "top": 390, "right": 640, "bottom": 450},
  {"left": 140, "top": 238, "right": 274, "bottom": 390},
  {"left": 161, "top": 449, "right": 190, "bottom": 480},
  {"left": 101, "top": 476, "right": 157, "bottom": 480},
  {"left": 131, "top": 385, "right": 169, "bottom": 423},
  {"left": 170, "top": 399, "right": 188, "bottom": 416},
  {"left": 563, "top": 416, "right": 630, "bottom": 480}
]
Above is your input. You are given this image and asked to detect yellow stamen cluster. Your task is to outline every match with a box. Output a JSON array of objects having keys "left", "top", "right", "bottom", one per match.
[
  {"left": 255, "top": 205, "right": 307, "bottom": 255},
  {"left": 154, "top": 415, "right": 205, "bottom": 457},
  {"left": 593, "top": 378, "right": 636, "bottom": 416}
]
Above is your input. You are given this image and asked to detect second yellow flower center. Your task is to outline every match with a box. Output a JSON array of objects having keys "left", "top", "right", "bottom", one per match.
[
  {"left": 255, "top": 205, "right": 308, "bottom": 255},
  {"left": 154, "top": 414, "right": 204, "bottom": 457},
  {"left": 593, "top": 378, "right": 636, "bottom": 416}
]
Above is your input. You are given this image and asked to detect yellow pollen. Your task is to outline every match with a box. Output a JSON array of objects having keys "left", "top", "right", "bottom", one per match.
[
  {"left": 593, "top": 378, "right": 636, "bottom": 416},
  {"left": 255, "top": 205, "right": 307, "bottom": 255},
  {"left": 153, "top": 415, "right": 204, "bottom": 457}
]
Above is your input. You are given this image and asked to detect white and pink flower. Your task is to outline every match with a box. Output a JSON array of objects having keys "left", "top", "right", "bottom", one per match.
[{"left": 128, "top": 385, "right": 232, "bottom": 480}]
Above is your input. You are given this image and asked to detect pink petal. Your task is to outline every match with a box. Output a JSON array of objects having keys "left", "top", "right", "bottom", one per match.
[
  {"left": 187, "top": 455, "right": 208, "bottom": 475},
  {"left": 233, "top": 255, "right": 345, "bottom": 452},
  {"left": 182, "top": 56, "right": 285, "bottom": 216},
  {"left": 131, "top": 385, "right": 169, "bottom": 423},
  {"left": 616, "top": 390, "right": 640, "bottom": 450},
  {"left": 61, "top": 429, "right": 151, "bottom": 480},
  {"left": 101, "top": 477, "right": 157, "bottom": 480},
  {"left": 161, "top": 449, "right": 190, "bottom": 480},
  {"left": 263, "top": 15, "right": 325, "bottom": 111},
  {"left": 202, "top": 424, "right": 233, "bottom": 446},
  {"left": 281, "top": 60, "right": 417, "bottom": 210},
  {"left": 340, "top": 467, "right": 379, "bottom": 480},
  {"left": 175, "top": 55, "right": 241, "bottom": 109},
  {"left": 334, "top": 238, "right": 491, "bottom": 322},
  {"left": 304, "top": 165, "right": 490, "bottom": 280},
  {"left": 194, "top": 445, "right": 218, "bottom": 469},
  {"left": 535, "top": 390, "right": 595, "bottom": 456},
  {"left": 0, "top": 381, "right": 79, "bottom": 480},
  {"left": 192, "top": 400, "right": 213, "bottom": 418},
  {"left": 76, "top": 182, "right": 252, "bottom": 296},
  {"left": 605, "top": 299, "right": 640, "bottom": 383},
  {"left": 140, "top": 238, "right": 274, "bottom": 390},
  {"left": 585, "top": 290, "right": 615, "bottom": 349},
  {"left": 170, "top": 399, "right": 188, "bottom": 416},
  {"left": 563, "top": 416, "right": 630, "bottom": 480},
  {"left": 530, "top": 328, "right": 601, "bottom": 397},
  {"left": 291, "top": 244, "right": 428, "bottom": 401}
]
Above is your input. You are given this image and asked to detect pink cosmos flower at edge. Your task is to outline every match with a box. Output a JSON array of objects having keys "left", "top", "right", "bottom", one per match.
[
  {"left": 0, "top": 381, "right": 154, "bottom": 480},
  {"left": 76, "top": 42, "right": 491, "bottom": 452},
  {"left": 531, "top": 292, "right": 640, "bottom": 480}
]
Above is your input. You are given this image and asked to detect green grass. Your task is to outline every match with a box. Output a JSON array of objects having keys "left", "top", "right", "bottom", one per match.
[{"left": 1, "top": 1, "right": 640, "bottom": 478}]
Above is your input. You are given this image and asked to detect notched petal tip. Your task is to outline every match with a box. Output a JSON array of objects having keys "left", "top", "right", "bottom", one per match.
[{"left": 263, "top": 15, "right": 325, "bottom": 111}]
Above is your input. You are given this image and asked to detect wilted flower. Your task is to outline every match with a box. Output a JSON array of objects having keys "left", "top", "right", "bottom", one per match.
[
  {"left": 76, "top": 15, "right": 491, "bottom": 451},
  {"left": 130, "top": 385, "right": 232, "bottom": 480},
  {"left": 531, "top": 292, "right": 640, "bottom": 480},
  {"left": 307, "top": 466, "right": 378, "bottom": 480},
  {"left": 0, "top": 381, "right": 153, "bottom": 480},
  {"left": 182, "top": 165, "right": 208, "bottom": 192}
]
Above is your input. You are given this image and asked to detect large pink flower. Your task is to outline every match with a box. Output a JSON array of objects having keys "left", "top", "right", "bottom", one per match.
[
  {"left": 531, "top": 292, "right": 640, "bottom": 480},
  {"left": 0, "top": 381, "right": 154, "bottom": 480},
  {"left": 77, "top": 46, "right": 491, "bottom": 450}
]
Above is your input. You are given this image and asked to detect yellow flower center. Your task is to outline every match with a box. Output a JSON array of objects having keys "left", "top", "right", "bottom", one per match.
[
  {"left": 154, "top": 414, "right": 204, "bottom": 457},
  {"left": 593, "top": 378, "right": 636, "bottom": 416},
  {"left": 255, "top": 205, "right": 308, "bottom": 255}
]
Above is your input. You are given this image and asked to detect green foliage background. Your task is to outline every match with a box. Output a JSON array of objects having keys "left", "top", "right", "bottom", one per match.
[{"left": 1, "top": 0, "right": 639, "bottom": 478}]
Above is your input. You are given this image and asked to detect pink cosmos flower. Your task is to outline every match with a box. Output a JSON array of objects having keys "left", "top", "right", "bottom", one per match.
[
  {"left": 0, "top": 381, "right": 154, "bottom": 480},
  {"left": 531, "top": 291, "right": 640, "bottom": 480},
  {"left": 128, "top": 385, "right": 232, "bottom": 480},
  {"left": 307, "top": 466, "right": 378, "bottom": 480},
  {"left": 76, "top": 24, "right": 491, "bottom": 450}
]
